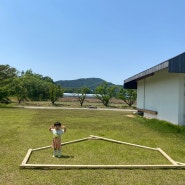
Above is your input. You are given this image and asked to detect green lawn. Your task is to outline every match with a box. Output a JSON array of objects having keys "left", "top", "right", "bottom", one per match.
[{"left": 1, "top": 107, "right": 185, "bottom": 185}]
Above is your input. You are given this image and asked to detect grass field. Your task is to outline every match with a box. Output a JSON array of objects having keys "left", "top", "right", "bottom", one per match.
[
  {"left": 8, "top": 96, "right": 133, "bottom": 109},
  {"left": 1, "top": 107, "right": 185, "bottom": 185}
]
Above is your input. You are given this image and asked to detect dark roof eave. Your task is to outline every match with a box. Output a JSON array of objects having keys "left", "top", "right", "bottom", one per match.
[
  {"left": 124, "top": 61, "right": 168, "bottom": 89},
  {"left": 124, "top": 61, "right": 168, "bottom": 84},
  {"left": 123, "top": 73, "right": 155, "bottom": 89},
  {"left": 124, "top": 52, "right": 185, "bottom": 89}
]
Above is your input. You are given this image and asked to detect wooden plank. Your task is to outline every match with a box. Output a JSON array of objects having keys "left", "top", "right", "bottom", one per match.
[
  {"left": 32, "top": 137, "right": 90, "bottom": 151},
  {"left": 21, "top": 149, "right": 32, "bottom": 165},
  {"left": 32, "top": 146, "right": 51, "bottom": 151},
  {"left": 176, "top": 162, "right": 185, "bottom": 165},
  {"left": 20, "top": 164, "right": 185, "bottom": 170},
  {"left": 61, "top": 137, "right": 91, "bottom": 146},
  {"left": 137, "top": 108, "right": 158, "bottom": 115},
  {"left": 90, "top": 135, "right": 158, "bottom": 151},
  {"left": 157, "top": 148, "right": 178, "bottom": 165}
]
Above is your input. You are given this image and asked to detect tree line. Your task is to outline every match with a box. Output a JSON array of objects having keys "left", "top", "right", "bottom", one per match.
[{"left": 0, "top": 64, "right": 136, "bottom": 107}]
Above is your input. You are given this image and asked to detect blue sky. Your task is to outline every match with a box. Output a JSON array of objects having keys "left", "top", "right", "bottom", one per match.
[{"left": 1, "top": 0, "right": 185, "bottom": 85}]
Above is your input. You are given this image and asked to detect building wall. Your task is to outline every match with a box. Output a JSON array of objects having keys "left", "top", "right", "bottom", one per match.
[
  {"left": 137, "top": 69, "right": 185, "bottom": 125},
  {"left": 178, "top": 75, "right": 185, "bottom": 125}
]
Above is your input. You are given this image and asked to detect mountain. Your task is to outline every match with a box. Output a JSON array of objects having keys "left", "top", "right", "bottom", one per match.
[{"left": 55, "top": 78, "right": 121, "bottom": 91}]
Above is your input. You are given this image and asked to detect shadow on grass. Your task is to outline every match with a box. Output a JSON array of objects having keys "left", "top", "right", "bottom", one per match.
[
  {"left": 139, "top": 117, "right": 185, "bottom": 134},
  {"left": 56, "top": 155, "right": 74, "bottom": 159}
]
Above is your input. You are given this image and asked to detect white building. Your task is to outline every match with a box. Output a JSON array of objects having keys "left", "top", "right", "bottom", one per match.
[{"left": 124, "top": 52, "right": 185, "bottom": 125}]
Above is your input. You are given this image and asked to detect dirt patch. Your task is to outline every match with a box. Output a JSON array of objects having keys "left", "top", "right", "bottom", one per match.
[{"left": 126, "top": 115, "right": 135, "bottom": 118}]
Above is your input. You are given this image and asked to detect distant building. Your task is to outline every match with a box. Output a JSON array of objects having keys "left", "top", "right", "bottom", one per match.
[{"left": 124, "top": 52, "right": 185, "bottom": 125}]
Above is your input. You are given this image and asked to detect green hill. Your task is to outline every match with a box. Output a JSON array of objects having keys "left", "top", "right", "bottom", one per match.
[{"left": 55, "top": 78, "right": 121, "bottom": 92}]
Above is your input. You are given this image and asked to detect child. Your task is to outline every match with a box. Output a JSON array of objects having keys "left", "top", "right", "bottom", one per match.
[{"left": 49, "top": 121, "right": 66, "bottom": 158}]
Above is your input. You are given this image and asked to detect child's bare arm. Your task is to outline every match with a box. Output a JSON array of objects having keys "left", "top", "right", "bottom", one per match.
[
  {"left": 62, "top": 125, "right": 66, "bottom": 132},
  {"left": 49, "top": 125, "right": 54, "bottom": 131}
]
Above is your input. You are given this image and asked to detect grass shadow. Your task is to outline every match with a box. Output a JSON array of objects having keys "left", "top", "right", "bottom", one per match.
[{"left": 57, "top": 155, "right": 74, "bottom": 159}]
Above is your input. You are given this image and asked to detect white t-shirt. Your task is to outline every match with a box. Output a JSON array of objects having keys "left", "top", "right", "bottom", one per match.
[{"left": 50, "top": 129, "right": 64, "bottom": 138}]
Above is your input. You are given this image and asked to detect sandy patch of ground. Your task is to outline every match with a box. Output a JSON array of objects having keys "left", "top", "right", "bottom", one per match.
[{"left": 126, "top": 114, "right": 135, "bottom": 118}]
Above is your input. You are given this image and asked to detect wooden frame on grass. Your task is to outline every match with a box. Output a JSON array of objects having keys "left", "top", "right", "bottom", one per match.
[{"left": 20, "top": 135, "right": 185, "bottom": 169}]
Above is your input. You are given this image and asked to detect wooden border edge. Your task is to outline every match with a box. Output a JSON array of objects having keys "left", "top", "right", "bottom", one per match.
[
  {"left": 20, "top": 149, "right": 32, "bottom": 168},
  {"left": 20, "top": 164, "right": 185, "bottom": 170}
]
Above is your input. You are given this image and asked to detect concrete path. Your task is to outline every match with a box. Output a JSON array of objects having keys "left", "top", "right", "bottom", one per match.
[{"left": 16, "top": 106, "right": 136, "bottom": 112}]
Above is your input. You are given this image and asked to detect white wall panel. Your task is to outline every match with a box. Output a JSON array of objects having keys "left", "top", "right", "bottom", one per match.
[{"left": 137, "top": 69, "right": 185, "bottom": 125}]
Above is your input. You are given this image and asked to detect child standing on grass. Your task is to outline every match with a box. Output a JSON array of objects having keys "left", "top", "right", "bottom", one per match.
[{"left": 49, "top": 121, "right": 66, "bottom": 158}]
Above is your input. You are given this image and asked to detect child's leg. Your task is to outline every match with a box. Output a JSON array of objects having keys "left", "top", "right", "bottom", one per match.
[
  {"left": 58, "top": 147, "right": 61, "bottom": 157},
  {"left": 53, "top": 149, "right": 57, "bottom": 157}
]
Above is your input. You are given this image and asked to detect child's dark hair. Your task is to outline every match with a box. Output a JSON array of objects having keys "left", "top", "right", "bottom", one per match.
[{"left": 54, "top": 121, "right": 61, "bottom": 126}]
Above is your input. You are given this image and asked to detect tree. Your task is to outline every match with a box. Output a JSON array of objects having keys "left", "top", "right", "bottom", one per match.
[
  {"left": 49, "top": 84, "right": 63, "bottom": 105},
  {"left": 21, "top": 70, "right": 52, "bottom": 101},
  {"left": 94, "top": 82, "right": 116, "bottom": 107},
  {"left": 117, "top": 88, "right": 137, "bottom": 107},
  {"left": 12, "top": 77, "right": 28, "bottom": 103},
  {"left": 74, "top": 87, "right": 90, "bottom": 107},
  {"left": 0, "top": 87, "right": 9, "bottom": 103},
  {"left": 0, "top": 65, "right": 17, "bottom": 85},
  {"left": 0, "top": 65, "right": 17, "bottom": 102}
]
